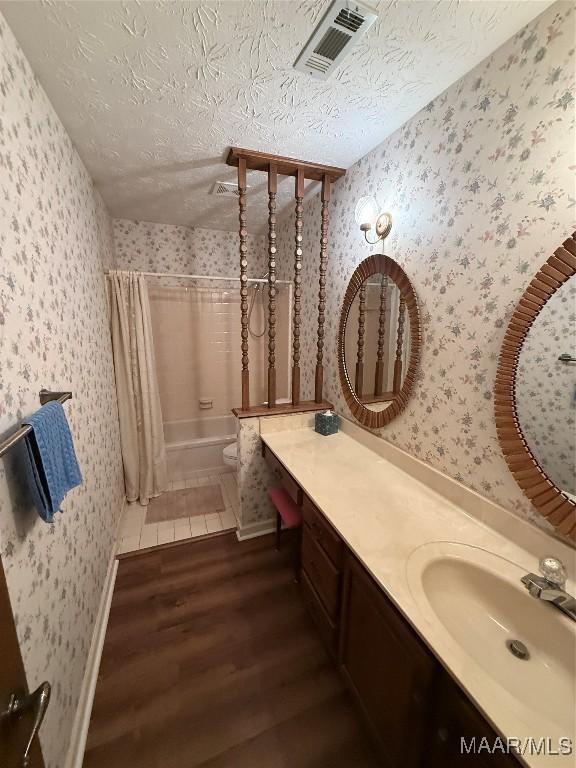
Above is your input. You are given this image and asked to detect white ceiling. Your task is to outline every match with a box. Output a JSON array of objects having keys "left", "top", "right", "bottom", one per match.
[{"left": 1, "top": 0, "right": 553, "bottom": 232}]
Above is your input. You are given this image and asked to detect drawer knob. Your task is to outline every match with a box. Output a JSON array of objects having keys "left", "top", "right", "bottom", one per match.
[
  {"left": 437, "top": 727, "right": 449, "bottom": 744},
  {"left": 311, "top": 522, "right": 323, "bottom": 541},
  {"left": 411, "top": 690, "right": 424, "bottom": 706}
]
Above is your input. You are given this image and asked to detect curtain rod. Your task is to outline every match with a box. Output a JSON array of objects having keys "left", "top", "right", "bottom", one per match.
[{"left": 105, "top": 270, "right": 291, "bottom": 285}]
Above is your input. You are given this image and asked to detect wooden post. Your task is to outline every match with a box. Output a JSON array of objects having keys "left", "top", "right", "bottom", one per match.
[
  {"left": 238, "top": 158, "right": 250, "bottom": 410},
  {"left": 315, "top": 174, "right": 330, "bottom": 403},
  {"left": 354, "top": 284, "right": 366, "bottom": 397},
  {"left": 393, "top": 295, "right": 406, "bottom": 394},
  {"left": 267, "top": 163, "right": 277, "bottom": 407},
  {"left": 374, "top": 275, "right": 388, "bottom": 396},
  {"left": 292, "top": 168, "right": 304, "bottom": 406}
]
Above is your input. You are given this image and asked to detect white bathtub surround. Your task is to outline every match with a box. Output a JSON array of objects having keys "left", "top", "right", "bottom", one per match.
[
  {"left": 164, "top": 415, "right": 236, "bottom": 481},
  {"left": 117, "top": 474, "right": 238, "bottom": 554},
  {"left": 260, "top": 413, "right": 575, "bottom": 768},
  {"left": 149, "top": 280, "right": 292, "bottom": 426}
]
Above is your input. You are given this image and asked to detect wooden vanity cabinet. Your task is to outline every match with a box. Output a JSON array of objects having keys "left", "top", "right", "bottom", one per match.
[
  {"left": 300, "top": 495, "right": 344, "bottom": 657},
  {"left": 261, "top": 444, "right": 521, "bottom": 766},
  {"left": 339, "top": 555, "right": 437, "bottom": 768},
  {"left": 426, "top": 676, "right": 520, "bottom": 768}
]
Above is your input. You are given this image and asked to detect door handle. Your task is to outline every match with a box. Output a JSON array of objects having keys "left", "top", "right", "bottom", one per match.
[{"left": 1, "top": 681, "right": 51, "bottom": 767}]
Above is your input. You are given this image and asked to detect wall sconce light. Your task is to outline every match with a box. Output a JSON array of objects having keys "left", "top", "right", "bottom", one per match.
[
  {"left": 354, "top": 195, "right": 392, "bottom": 245},
  {"left": 360, "top": 212, "right": 393, "bottom": 245}
]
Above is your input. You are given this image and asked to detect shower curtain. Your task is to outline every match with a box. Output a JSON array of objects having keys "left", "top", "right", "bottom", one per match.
[{"left": 109, "top": 270, "right": 167, "bottom": 505}]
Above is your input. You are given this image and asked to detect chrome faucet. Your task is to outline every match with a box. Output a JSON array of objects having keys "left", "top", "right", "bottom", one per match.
[{"left": 521, "top": 556, "right": 576, "bottom": 622}]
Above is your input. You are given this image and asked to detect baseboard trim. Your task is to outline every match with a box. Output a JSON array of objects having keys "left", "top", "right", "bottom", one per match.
[
  {"left": 64, "top": 543, "right": 119, "bottom": 768},
  {"left": 236, "top": 519, "right": 276, "bottom": 541}
]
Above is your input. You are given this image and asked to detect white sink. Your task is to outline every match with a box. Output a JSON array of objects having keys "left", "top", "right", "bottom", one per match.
[{"left": 406, "top": 542, "right": 576, "bottom": 736}]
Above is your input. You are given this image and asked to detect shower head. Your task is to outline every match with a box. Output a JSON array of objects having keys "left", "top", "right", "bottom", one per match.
[{"left": 250, "top": 271, "right": 269, "bottom": 292}]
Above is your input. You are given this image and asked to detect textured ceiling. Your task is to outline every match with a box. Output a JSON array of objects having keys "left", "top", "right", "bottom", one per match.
[{"left": 1, "top": 0, "right": 553, "bottom": 232}]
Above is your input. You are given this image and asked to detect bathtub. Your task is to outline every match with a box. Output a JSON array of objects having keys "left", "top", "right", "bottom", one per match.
[{"left": 163, "top": 415, "right": 236, "bottom": 482}]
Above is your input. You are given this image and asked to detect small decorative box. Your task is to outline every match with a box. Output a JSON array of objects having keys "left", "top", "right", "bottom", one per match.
[{"left": 315, "top": 410, "right": 340, "bottom": 436}]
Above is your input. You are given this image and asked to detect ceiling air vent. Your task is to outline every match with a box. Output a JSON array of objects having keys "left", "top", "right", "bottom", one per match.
[
  {"left": 210, "top": 181, "right": 249, "bottom": 198},
  {"left": 294, "top": 0, "right": 378, "bottom": 81}
]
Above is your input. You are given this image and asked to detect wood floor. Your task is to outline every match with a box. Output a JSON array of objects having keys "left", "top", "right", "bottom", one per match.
[{"left": 84, "top": 533, "right": 381, "bottom": 768}]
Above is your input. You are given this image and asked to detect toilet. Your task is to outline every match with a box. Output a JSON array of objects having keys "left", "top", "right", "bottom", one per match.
[
  {"left": 223, "top": 398, "right": 291, "bottom": 469},
  {"left": 223, "top": 441, "right": 238, "bottom": 468}
]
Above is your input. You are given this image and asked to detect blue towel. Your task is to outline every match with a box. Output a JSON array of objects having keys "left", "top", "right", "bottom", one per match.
[{"left": 23, "top": 401, "right": 82, "bottom": 522}]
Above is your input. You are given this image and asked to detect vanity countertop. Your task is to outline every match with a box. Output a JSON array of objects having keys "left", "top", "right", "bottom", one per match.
[{"left": 260, "top": 417, "right": 576, "bottom": 767}]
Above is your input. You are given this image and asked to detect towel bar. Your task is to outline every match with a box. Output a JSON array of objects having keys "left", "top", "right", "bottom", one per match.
[{"left": 0, "top": 390, "right": 73, "bottom": 458}]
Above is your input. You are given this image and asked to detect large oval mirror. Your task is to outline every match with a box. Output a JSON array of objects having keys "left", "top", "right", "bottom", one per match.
[
  {"left": 339, "top": 255, "right": 421, "bottom": 429},
  {"left": 515, "top": 278, "right": 576, "bottom": 495},
  {"left": 495, "top": 232, "right": 576, "bottom": 541},
  {"left": 344, "top": 275, "right": 410, "bottom": 411}
]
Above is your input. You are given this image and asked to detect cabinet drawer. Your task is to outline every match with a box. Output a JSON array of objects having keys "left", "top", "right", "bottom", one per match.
[
  {"left": 264, "top": 445, "right": 302, "bottom": 505},
  {"left": 302, "top": 495, "right": 343, "bottom": 568},
  {"left": 300, "top": 569, "right": 337, "bottom": 657},
  {"left": 302, "top": 525, "right": 340, "bottom": 620}
]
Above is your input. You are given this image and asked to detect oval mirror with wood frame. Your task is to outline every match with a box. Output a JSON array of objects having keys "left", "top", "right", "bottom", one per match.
[
  {"left": 338, "top": 254, "right": 421, "bottom": 429},
  {"left": 495, "top": 231, "right": 576, "bottom": 542}
]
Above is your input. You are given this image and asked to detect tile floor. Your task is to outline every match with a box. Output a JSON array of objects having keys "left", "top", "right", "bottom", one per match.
[{"left": 117, "top": 472, "right": 239, "bottom": 554}]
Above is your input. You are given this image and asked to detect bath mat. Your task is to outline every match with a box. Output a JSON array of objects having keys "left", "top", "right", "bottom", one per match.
[{"left": 146, "top": 484, "right": 225, "bottom": 524}]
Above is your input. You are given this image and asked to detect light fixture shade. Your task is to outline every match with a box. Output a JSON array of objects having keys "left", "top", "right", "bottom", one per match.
[{"left": 354, "top": 195, "right": 379, "bottom": 227}]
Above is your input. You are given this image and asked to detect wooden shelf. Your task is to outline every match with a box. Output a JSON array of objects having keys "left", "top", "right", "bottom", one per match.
[
  {"left": 226, "top": 147, "right": 346, "bottom": 182},
  {"left": 232, "top": 400, "right": 334, "bottom": 419}
]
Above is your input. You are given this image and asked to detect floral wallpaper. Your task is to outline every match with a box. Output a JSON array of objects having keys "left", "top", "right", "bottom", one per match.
[
  {"left": 0, "top": 13, "right": 124, "bottom": 768},
  {"left": 113, "top": 218, "right": 268, "bottom": 279},
  {"left": 237, "top": 417, "right": 276, "bottom": 531},
  {"left": 276, "top": 0, "right": 575, "bottom": 534},
  {"left": 1, "top": 4, "right": 572, "bottom": 768},
  {"left": 516, "top": 277, "right": 576, "bottom": 495},
  {"left": 237, "top": 412, "right": 324, "bottom": 532}
]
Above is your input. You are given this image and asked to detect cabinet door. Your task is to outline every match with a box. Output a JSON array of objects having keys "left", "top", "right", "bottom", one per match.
[
  {"left": 427, "top": 676, "right": 520, "bottom": 767},
  {"left": 339, "top": 556, "right": 437, "bottom": 768}
]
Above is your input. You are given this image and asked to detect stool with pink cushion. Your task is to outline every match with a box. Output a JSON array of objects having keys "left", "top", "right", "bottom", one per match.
[{"left": 268, "top": 486, "right": 303, "bottom": 579}]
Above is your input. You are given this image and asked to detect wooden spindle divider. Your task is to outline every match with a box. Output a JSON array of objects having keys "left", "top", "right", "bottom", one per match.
[
  {"left": 292, "top": 168, "right": 304, "bottom": 406},
  {"left": 315, "top": 174, "right": 331, "bottom": 403},
  {"left": 354, "top": 283, "right": 366, "bottom": 397},
  {"left": 392, "top": 295, "right": 406, "bottom": 394},
  {"left": 227, "top": 148, "right": 345, "bottom": 419},
  {"left": 267, "top": 163, "right": 278, "bottom": 408},
  {"left": 374, "top": 275, "right": 388, "bottom": 396},
  {"left": 237, "top": 157, "right": 250, "bottom": 410}
]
